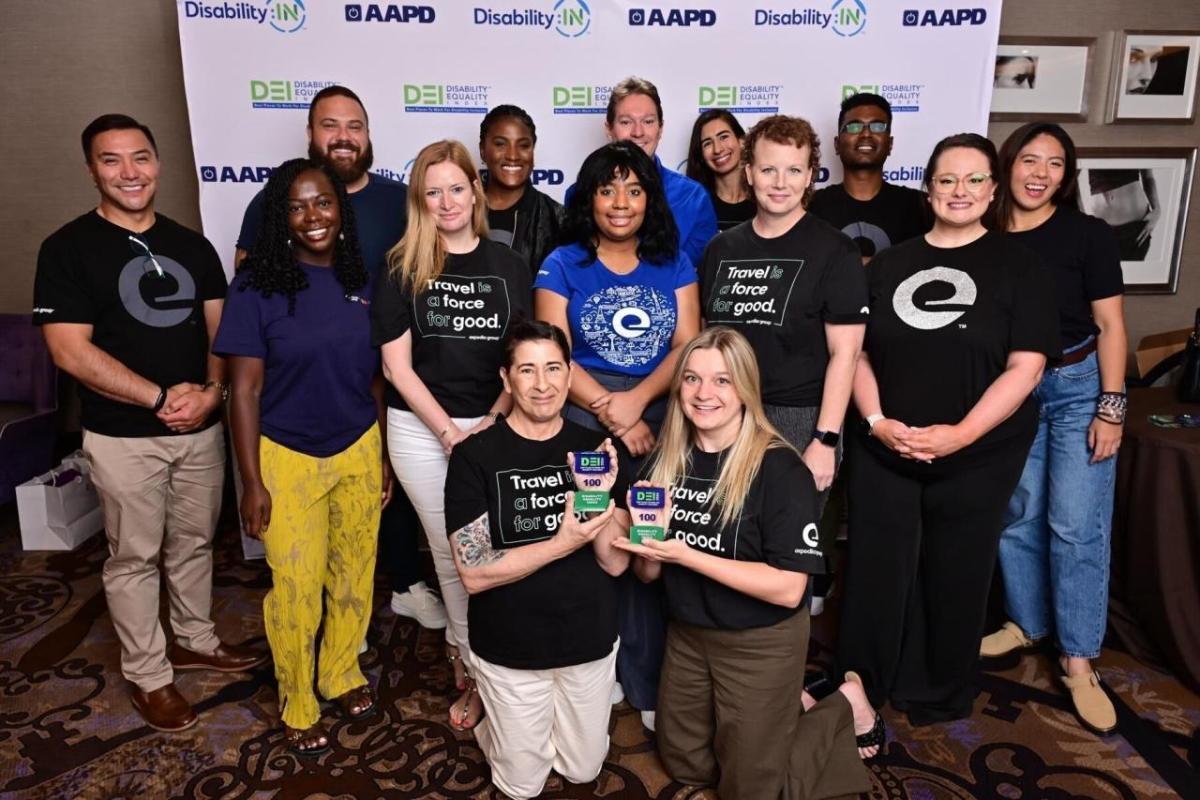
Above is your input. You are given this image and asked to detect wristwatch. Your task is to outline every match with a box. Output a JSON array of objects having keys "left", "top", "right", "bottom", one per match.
[{"left": 813, "top": 429, "right": 840, "bottom": 447}]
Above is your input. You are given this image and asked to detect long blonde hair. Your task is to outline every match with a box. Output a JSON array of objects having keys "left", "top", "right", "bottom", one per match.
[
  {"left": 386, "top": 139, "right": 489, "bottom": 292},
  {"left": 643, "top": 327, "right": 798, "bottom": 528}
]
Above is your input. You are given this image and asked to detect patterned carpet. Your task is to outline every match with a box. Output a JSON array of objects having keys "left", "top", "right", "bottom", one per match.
[{"left": 2, "top": 502, "right": 1198, "bottom": 800}]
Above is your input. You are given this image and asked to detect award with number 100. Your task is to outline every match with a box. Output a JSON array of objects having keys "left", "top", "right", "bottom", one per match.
[
  {"left": 630, "top": 486, "right": 667, "bottom": 543},
  {"left": 572, "top": 451, "right": 610, "bottom": 513}
]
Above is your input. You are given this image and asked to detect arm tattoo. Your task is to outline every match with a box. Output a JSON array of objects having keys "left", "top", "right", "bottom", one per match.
[{"left": 453, "top": 513, "right": 506, "bottom": 568}]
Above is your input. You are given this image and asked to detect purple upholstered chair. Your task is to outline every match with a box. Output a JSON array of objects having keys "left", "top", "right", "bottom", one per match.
[{"left": 0, "top": 314, "right": 58, "bottom": 505}]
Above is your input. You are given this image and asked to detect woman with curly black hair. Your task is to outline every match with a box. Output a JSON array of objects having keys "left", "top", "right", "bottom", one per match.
[
  {"left": 215, "top": 157, "right": 392, "bottom": 757},
  {"left": 535, "top": 140, "right": 700, "bottom": 725}
]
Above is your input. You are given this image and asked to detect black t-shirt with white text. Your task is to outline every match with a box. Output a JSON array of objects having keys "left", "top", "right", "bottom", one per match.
[
  {"left": 863, "top": 233, "right": 1060, "bottom": 465},
  {"left": 33, "top": 211, "right": 227, "bottom": 437},
  {"left": 371, "top": 238, "right": 531, "bottom": 416},
  {"left": 487, "top": 204, "right": 517, "bottom": 248},
  {"left": 444, "top": 419, "right": 629, "bottom": 669},
  {"left": 808, "top": 182, "right": 930, "bottom": 260},
  {"left": 653, "top": 446, "right": 823, "bottom": 631},
  {"left": 699, "top": 214, "right": 868, "bottom": 406},
  {"left": 1009, "top": 206, "right": 1124, "bottom": 350}
]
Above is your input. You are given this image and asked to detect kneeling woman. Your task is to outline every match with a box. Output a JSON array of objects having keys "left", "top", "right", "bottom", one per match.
[
  {"left": 615, "top": 327, "right": 874, "bottom": 800},
  {"left": 443, "top": 320, "right": 630, "bottom": 800},
  {"left": 217, "top": 158, "right": 390, "bottom": 755}
]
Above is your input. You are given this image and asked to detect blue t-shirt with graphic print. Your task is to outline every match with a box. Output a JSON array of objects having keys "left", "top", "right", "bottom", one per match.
[{"left": 535, "top": 242, "right": 696, "bottom": 377}]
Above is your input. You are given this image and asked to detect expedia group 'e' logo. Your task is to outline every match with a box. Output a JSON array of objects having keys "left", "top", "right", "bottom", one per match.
[
  {"left": 120, "top": 256, "right": 196, "bottom": 328},
  {"left": 892, "top": 267, "right": 976, "bottom": 330}
]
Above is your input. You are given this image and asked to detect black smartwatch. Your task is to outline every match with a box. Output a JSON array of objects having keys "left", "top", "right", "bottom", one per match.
[{"left": 813, "top": 429, "right": 839, "bottom": 447}]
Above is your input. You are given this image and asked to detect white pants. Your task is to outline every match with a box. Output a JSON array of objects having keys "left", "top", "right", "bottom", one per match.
[
  {"left": 386, "top": 408, "right": 481, "bottom": 658},
  {"left": 474, "top": 641, "right": 618, "bottom": 800}
]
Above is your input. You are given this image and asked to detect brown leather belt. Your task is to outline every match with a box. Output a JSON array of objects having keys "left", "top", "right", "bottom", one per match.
[{"left": 1059, "top": 338, "right": 1097, "bottom": 367}]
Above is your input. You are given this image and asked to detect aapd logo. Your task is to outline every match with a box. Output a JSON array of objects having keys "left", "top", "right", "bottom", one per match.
[
  {"left": 344, "top": 4, "right": 436, "bottom": 23},
  {"left": 183, "top": 0, "right": 306, "bottom": 33},
  {"left": 902, "top": 7, "right": 987, "bottom": 26},
  {"left": 628, "top": 7, "right": 717, "bottom": 27},
  {"left": 200, "top": 165, "right": 273, "bottom": 183},
  {"left": 892, "top": 267, "right": 977, "bottom": 330}
]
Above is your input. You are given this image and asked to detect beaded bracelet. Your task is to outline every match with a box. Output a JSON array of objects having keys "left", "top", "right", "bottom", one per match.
[{"left": 1096, "top": 391, "right": 1127, "bottom": 425}]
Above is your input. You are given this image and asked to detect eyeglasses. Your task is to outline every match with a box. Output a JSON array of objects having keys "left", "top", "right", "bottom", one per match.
[
  {"left": 128, "top": 235, "right": 165, "bottom": 277},
  {"left": 929, "top": 172, "right": 993, "bottom": 195},
  {"left": 840, "top": 120, "right": 890, "bottom": 135}
]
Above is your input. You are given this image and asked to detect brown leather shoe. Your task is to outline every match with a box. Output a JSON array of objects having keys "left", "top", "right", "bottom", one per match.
[
  {"left": 131, "top": 683, "right": 198, "bottom": 732},
  {"left": 168, "top": 640, "right": 269, "bottom": 673}
]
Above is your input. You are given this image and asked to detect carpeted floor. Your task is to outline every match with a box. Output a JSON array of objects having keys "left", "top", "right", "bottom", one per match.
[{"left": 2, "top": 502, "right": 1198, "bottom": 800}]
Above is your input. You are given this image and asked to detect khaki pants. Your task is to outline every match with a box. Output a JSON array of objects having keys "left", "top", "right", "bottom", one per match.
[
  {"left": 84, "top": 424, "right": 225, "bottom": 692},
  {"left": 658, "top": 610, "right": 870, "bottom": 800}
]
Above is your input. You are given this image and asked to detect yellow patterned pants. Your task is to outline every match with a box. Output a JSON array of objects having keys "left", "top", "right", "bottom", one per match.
[{"left": 259, "top": 426, "right": 382, "bottom": 729}]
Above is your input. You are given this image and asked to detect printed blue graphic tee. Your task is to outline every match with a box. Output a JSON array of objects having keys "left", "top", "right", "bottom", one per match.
[{"left": 535, "top": 242, "right": 696, "bottom": 377}]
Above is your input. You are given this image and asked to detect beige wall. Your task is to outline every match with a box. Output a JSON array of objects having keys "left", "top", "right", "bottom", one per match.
[{"left": 2, "top": 0, "right": 1198, "bottom": 355}]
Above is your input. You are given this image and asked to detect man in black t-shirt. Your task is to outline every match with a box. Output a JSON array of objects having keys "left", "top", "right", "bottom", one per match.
[
  {"left": 234, "top": 86, "right": 444, "bottom": 633},
  {"left": 809, "top": 93, "right": 930, "bottom": 264},
  {"left": 33, "top": 115, "right": 266, "bottom": 732}
]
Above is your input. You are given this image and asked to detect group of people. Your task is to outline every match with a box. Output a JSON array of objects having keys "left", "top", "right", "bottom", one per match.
[{"left": 32, "top": 72, "right": 1129, "bottom": 800}]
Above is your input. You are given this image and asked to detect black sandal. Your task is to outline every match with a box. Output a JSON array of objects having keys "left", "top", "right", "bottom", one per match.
[
  {"left": 334, "top": 685, "right": 377, "bottom": 720},
  {"left": 284, "top": 723, "right": 331, "bottom": 758},
  {"left": 844, "top": 671, "right": 887, "bottom": 759}
]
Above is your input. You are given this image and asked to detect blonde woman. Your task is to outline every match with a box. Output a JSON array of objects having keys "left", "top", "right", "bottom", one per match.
[
  {"left": 614, "top": 327, "right": 876, "bottom": 800},
  {"left": 371, "top": 140, "right": 532, "bottom": 730}
]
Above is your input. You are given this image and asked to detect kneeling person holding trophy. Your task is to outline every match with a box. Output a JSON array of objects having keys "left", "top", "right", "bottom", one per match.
[{"left": 444, "top": 319, "right": 631, "bottom": 800}]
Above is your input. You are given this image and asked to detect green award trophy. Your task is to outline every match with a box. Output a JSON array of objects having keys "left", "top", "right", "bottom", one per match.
[
  {"left": 629, "top": 485, "right": 667, "bottom": 543},
  {"left": 571, "top": 451, "right": 611, "bottom": 513}
]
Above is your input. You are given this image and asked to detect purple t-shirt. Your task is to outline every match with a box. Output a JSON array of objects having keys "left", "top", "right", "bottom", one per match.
[{"left": 214, "top": 264, "right": 378, "bottom": 457}]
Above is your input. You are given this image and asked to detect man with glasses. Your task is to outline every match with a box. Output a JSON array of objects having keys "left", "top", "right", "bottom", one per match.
[
  {"left": 234, "top": 86, "right": 448, "bottom": 634},
  {"left": 810, "top": 93, "right": 930, "bottom": 265},
  {"left": 33, "top": 114, "right": 266, "bottom": 732}
]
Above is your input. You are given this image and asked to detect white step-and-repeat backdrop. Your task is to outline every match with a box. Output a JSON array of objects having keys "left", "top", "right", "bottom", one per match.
[{"left": 177, "top": 0, "right": 1003, "bottom": 276}]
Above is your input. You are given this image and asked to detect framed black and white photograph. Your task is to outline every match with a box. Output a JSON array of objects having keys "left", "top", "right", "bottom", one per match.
[
  {"left": 1109, "top": 31, "right": 1200, "bottom": 122},
  {"left": 1076, "top": 148, "right": 1195, "bottom": 294},
  {"left": 990, "top": 36, "right": 1094, "bottom": 121}
]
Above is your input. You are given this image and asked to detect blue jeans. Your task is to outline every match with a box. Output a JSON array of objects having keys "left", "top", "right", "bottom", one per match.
[{"left": 997, "top": 346, "right": 1117, "bottom": 659}]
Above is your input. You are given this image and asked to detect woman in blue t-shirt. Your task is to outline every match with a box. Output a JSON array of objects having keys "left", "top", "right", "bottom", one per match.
[
  {"left": 535, "top": 141, "right": 700, "bottom": 458},
  {"left": 535, "top": 140, "right": 700, "bottom": 727},
  {"left": 216, "top": 158, "right": 391, "bottom": 757}
]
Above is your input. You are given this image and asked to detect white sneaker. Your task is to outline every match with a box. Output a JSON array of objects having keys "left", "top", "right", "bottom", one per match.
[
  {"left": 610, "top": 681, "right": 625, "bottom": 705},
  {"left": 640, "top": 710, "right": 656, "bottom": 732},
  {"left": 391, "top": 581, "right": 448, "bottom": 629}
]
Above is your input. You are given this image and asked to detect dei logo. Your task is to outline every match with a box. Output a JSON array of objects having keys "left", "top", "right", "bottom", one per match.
[
  {"left": 841, "top": 82, "right": 924, "bottom": 113},
  {"left": 182, "top": 0, "right": 306, "bottom": 33},
  {"left": 628, "top": 7, "right": 716, "bottom": 26},
  {"left": 344, "top": 4, "right": 436, "bottom": 22},
  {"left": 552, "top": 85, "right": 612, "bottom": 114},
  {"left": 250, "top": 79, "right": 337, "bottom": 110},
  {"left": 403, "top": 84, "right": 490, "bottom": 114},
  {"left": 698, "top": 84, "right": 782, "bottom": 113},
  {"left": 200, "top": 165, "right": 273, "bottom": 183},
  {"left": 902, "top": 7, "right": 987, "bottom": 26}
]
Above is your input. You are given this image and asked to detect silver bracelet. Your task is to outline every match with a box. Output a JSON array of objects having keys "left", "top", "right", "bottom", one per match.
[{"left": 1096, "top": 392, "right": 1127, "bottom": 424}]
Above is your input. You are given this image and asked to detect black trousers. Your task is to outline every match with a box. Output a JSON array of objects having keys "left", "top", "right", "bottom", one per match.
[
  {"left": 378, "top": 485, "right": 422, "bottom": 592},
  {"left": 837, "top": 432, "right": 1032, "bottom": 725}
]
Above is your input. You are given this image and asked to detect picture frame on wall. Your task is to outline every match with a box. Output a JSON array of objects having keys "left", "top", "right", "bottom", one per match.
[
  {"left": 990, "top": 36, "right": 1094, "bottom": 121},
  {"left": 1076, "top": 147, "right": 1195, "bottom": 294},
  {"left": 1108, "top": 31, "right": 1200, "bottom": 122}
]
